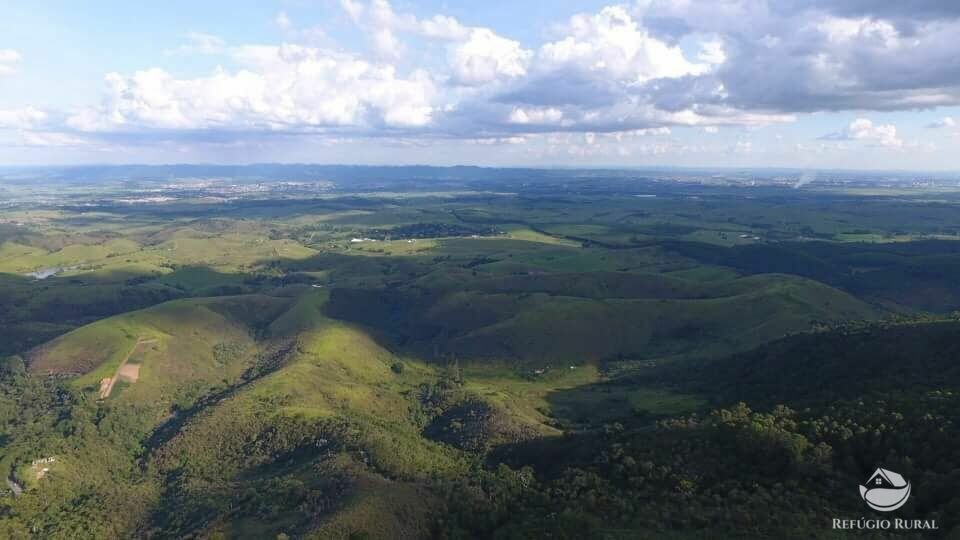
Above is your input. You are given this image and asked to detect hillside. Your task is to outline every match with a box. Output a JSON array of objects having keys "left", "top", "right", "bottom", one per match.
[
  {"left": 327, "top": 272, "right": 879, "bottom": 365},
  {"left": 0, "top": 290, "right": 561, "bottom": 538},
  {"left": 676, "top": 318, "right": 960, "bottom": 406},
  {"left": 662, "top": 240, "right": 960, "bottom": 312},
  {"left": 26, "top": 295, "right": 290, "bottom": 377},
  {"left": 441, "top": 318, "right": 960, "bottom": 538}
]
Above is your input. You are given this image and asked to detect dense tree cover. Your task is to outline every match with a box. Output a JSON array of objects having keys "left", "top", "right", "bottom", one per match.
[
  {"left": 0, "top": 364, "right": 158, "bottom": 538},
  {"left": 677, "top": 318, "right": 960, "bottom": 406},
  {"left": 434, "top": 317, "right": 960, "bottom": 539},
  {"left": 440, "top": 396, "right": 960, "bottom": 538},
  {"left": 145, "top": 414, "right": 353, "bottom": 537},
  {"left": 0, "top": 350, "right": 367, "bottom": 539},
  {"left": 367, "top": 223, "right": 499, "bottom": 241}
]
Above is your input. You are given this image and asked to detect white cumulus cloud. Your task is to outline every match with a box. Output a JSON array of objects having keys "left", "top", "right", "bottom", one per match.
[
  {"left": 823, "top": 118, "right": 902, "bottom": 148},
  {"left": 372, "top": 28, "right": 404, "bottom": 60},
  {"left": 450, "top": 28, "right": 531, "bottom": 86},
  {"left": 68, "top": 45, "right": 436, "bottom": 132},
  {"left": 538, "top": 6, "right": 711, "bottom": 85},
  {"left": 341, "top": 0, "right": 469, "bottom": 41},
  {"left": 338, "top": 0, "right": 524, "bottom": 86}
]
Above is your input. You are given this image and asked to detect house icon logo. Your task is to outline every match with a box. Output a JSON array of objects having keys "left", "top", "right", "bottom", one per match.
[{"left": 859, "top": 468, "right": 911, "bottom": 512}]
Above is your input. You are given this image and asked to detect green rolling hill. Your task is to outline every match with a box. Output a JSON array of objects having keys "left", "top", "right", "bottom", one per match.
[{"left": 327, "top": 271, "right": 880, "bottom": 366}]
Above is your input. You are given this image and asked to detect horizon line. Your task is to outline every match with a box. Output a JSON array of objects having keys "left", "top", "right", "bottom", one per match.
[{"left": 2, "top": 162, "right": 959, "bottom": 176}]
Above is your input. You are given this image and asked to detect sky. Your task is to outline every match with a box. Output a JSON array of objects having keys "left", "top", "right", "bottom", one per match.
[{"left": 1, "top": 0, "right": 960, "bottom": 170}]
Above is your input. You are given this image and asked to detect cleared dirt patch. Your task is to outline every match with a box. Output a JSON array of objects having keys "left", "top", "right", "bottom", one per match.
[
  {"left": 99, "top": 338, "right": 156, "bottom": 399},
  {"left": 117, "top": 363, "right": 141, "bottom": 382}
]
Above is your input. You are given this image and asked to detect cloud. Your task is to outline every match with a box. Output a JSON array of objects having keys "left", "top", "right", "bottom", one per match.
[
  {"left": 0, "top": 106, "right": 92, "bottom": 148},
  {"left": 0, "top": 49, "right": 21, "bottom": 76},
  {"left": 5, "top": 3, "right": 791, "bottom": 151},
  {"left": 821, "top": 118, "right": 902, "bottom": 147},
  {"left": 340, "top": 0, "right": 365, "bottom": 22},
  {"left": 780, "top": 1, "right": 960, "bottom": 24},
  {"left": 338, "top": 0, "right": 522, "bottom": 85},
  {"left": 20, "top": 131, "right": 90, "bottom": 147},
  {"left": 455, "top": 5, "right": 759, "bottom": 136},
  {"left": 450, "top": 28, "right": 531, "bottom": 86},
  {"left": 340, "top": 0, "right": 468, "bottom": 41},
  {"left": 639, "top": 1, "right": 960, "bottom": 112},
  {"left": 508, "top": 107, "right": 564, "bottom": 125},
  {"left": 538, "top": 6, "right": 711, "bottom": 85},
  {"left": 494, "top": 71, "right": 623, "bottom": 108},
  {"left": 418, "top": 15, "right": 470, "bottom": 41},
  {"left": 372, "top": 28, "right": 404, "bottom": 60},
  {"left": 697, "top": 38, "right": 727, "bottom": 65},
  {"left": 927, "top": 116, "right": 956, "bottom": 128},
  {"left": 67, "top": 45, "right": 436, "bottom": 133}
]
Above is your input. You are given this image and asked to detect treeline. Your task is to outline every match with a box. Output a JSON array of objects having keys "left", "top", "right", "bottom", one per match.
[{"left": 367, "top": 223, "right": 499, "bottom": 241}]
